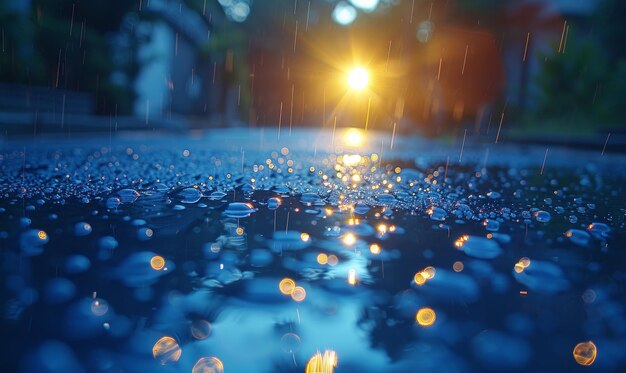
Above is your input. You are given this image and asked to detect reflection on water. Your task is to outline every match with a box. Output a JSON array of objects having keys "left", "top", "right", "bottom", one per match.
[{"left": 1, "top": 132, "right": 625, "bottom": 372}]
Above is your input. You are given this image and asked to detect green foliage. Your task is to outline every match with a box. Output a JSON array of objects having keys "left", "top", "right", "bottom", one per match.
[
  {"left": 533, "top": 37, "right": 606, "bottom": 123},
  {"left": 0, "top": 1, "right": 137, "bottom": 114}
]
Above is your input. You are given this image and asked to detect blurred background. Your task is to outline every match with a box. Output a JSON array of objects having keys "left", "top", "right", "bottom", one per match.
[{"left": 0, "top": 0, "right": 624, "bottom": 139}]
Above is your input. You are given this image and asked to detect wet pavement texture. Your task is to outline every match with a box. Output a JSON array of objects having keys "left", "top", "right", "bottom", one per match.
[{"left": 1, "top": 128, "right": 625, "bottom": 372}]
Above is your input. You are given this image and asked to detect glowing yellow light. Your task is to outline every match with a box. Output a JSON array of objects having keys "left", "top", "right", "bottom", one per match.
[
  {"left": 325, "top": 208, "right": 334, "bottom": 216},
  {"left": 301, "top": 233, "right": 310, "bottom": 242},
  {"left": 317, "top": 253, "right": 328, "bottom": 265},
  {"left": 377, "top": 224, "right": 387, "bottom": 235},
  {"left": 344, "top": 128, "right": 364, "bottom": 148},
  {"left": 453, "top": 261, "right": 464, "bottom": 272},
  {"left": 38, "top": 230, "right": 47, "bottom": 240},
  {"left": 455, "top": 235, "right": 469, "bottom": 248},
  {"left": 519, "top": 257, "right": 531, "bottom": 268},
  {"left": 306, "top": 350, "right": 338, "bottom": 373},
  {"left": 423, "top": 266, "right": 436, "bottom": 279},
  {"left": 152, "top": 336, "right": 182, "bottom": 365},
  {"left": 150, "top": 255, "right": 166, "bottom": 270},
  {"left": 369, "top": 244, "right": 381, "bottom": 255},
  {"left": 342, "top": 233, "right": 357, "bottom": 246},
  {"left": 343, "top": 153, "right": 362, "bottom": 165},
  {"left": 573, "top": 341, "right": 597, "bottom": 366},
  {"left": 348, "top": 269, "right": 357, "bottom": 285},
  {"left": 279, "top": 278, "right": 296, "bottom": 295},
  {"left": 514, "top": 263, "right": 525, "bottom": 273},
  {"left": 291, "top": 286, "right": 307, "bottom": 302},
  {"left": 416, "top": 307, "right": 436, "bottom": 327},
  {"left": 236, "top": 227, "right": 244, "bottom": 235},
  {"left": 192, "top": 356, "right": 224, "bottom": 373},
  {"left": 413, "top": 272, "right": 426, "bottom": 286},
  {"left": 347, "top": 67, "right": 369, "bottom": 90}
]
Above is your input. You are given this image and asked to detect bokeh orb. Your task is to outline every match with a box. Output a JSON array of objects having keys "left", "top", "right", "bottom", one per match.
[
  {"left": 416, "top": 307, "right": 436, "bottom": 327},
  {"left": 192, "top": 356, "right": 224, "bottom": 373},
  {"left": 573, "top": 341, "right": 597, "bottom": 366},
  {"left": 152, "top": 336, "right": 182, "bottom": 365}
]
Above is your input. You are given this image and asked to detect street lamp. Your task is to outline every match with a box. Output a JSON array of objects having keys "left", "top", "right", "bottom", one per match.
[{"left": 347, "top": 67, "right": 369, "bottom": 90}]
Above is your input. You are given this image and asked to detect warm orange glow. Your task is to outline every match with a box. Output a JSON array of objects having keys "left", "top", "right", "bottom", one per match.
[
  {"left": 347, "top": 67, "right": 369, "bottom": 90},
  {"left": 416, "top": 307, "right": 436, "bottom": 327},
  {"left": 152, "top": 336, "right": 182, "bottom": 365},
  {"left": 150, "top": 255, "right": 166, "bottom": 270},
  {"left": 369, "top": 244, "right": 381, "bottom": 255},
  {"left": 317, "top": 253, "right": 328, "bottom": 265},
  {"left": 454, "top": 235, "right": 470, "bottom": 248},
  {"left": 279, "top": 278, "right": 296, "bottom": 295},
  {"left": 291, "top": 286, "right": 307, "bottom": 302},
  {"left": 38, "top": 230, "right": 47, "bottom": 240},
  {"left": 348, "top": 269, "right": 357, "bottom": 285},
  {"left": 342, "top": 233, "right": 356, "bottom": 246},
  {"left": 413, "top": 272, "right": 426, "bottom": 286},
  {"left": 423, "top": 266, "right": 436, "bottom": 279},
  {"left": 519, "top": 257, "right": 531, "bottom": 268},
  {"left": 192, "top": 356, "right": 224, "bottom": 373},
  {"left": 377, "top": 224, "right": 387, "bottom": 235},
  {"left": 306, "top": 350, "right": 338, "bottom": 373},
  {"left": 236, "top": 227, "right": 244, "bottom": 235},
  {"left": 573, "top": 341, "right": 597, "bottom": 366},
  {"left": 301, "top": 232, "right": 311, "bottom": 242}
]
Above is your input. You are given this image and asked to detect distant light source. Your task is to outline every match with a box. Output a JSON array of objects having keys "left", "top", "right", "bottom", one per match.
[
  {"left": 350, "top": 0, "right": 380, "bottom": 12},
  {"left": 333, "top": 2, "right": 357, "bottom": 26},
  {"left": 347, "top": 67, "right": 369, "bottom": 90},
  {"left": 344, "top": 128, "right": 364, "bottom": 148}
]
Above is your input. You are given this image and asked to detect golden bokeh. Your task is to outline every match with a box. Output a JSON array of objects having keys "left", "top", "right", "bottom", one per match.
[
  {"left": 317, "top": 253, "right": 328, "bottom": 265},
  {"left": 150, "top": 255, "right": 166, "bottom": 270},
  {"left": 279, "top": 278, "right": 296, "bottom": 295},
  {"left": 342, "top": 233, "right": 356, "bottom": 246},
  {"left": 453, "top": 261, "right": 464, "bottom": 272},
  {"left": 348, "top": 269, "right": 357, "bottom": 285},
  {"left": 416, "top": 307, "right": 436, "bottom": 327},
  {"left": 347, "top": 67, "right": 369, "bottom": 90},
  {"left": 192, "top": 356, "right": 224, "bottom": 373},
  {"left": 306, "top": 350, "right": 338, "bottom": 373},
  {"left": 152, "top": 336, "right": 182, "bottom": 365},
  {"left": 573, "top": 341, "right": 597, "bottom": 366},
  {"left": 369, "top": 244, "right": 381, "bottom": 255},
  {"left": 423, "top": 266, "right": 436, "bottom": 279},
  {"left": 413, "top": 272, "right": 426, "bottom": 286},
  {"left": 38, "top": 230, "right": 47, "bottom": 240},
  {"left": 291, "top": 286, "right": 307, "bottom": 302}
]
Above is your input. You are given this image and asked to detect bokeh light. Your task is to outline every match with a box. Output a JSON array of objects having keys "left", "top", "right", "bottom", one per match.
[
  {"left": 306, "top": 350, "right": 338, "bottom": 373},
  {"left": 416, "top": 307, "right": 436, "bottom": 327},
  {"left": 152, "top": 336, "right": 182, "bottom": 365},
  {"left": 291, "top": 286, "right": 307, "bottom": 302},
  {"left": 573, "top": 341, "right": 597, "bottom": 366},
  {"left": 150, "top": 255, "right": 165, "bottom": 270},
  {"left": 347, "top": 67, "right": 369, "bottom": 90},
  {"left": 192, "top": 356, "right": 224, "bottom": 373},
  {"left": 279, "top": 278, "right": 296, "bottom": 295}
]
